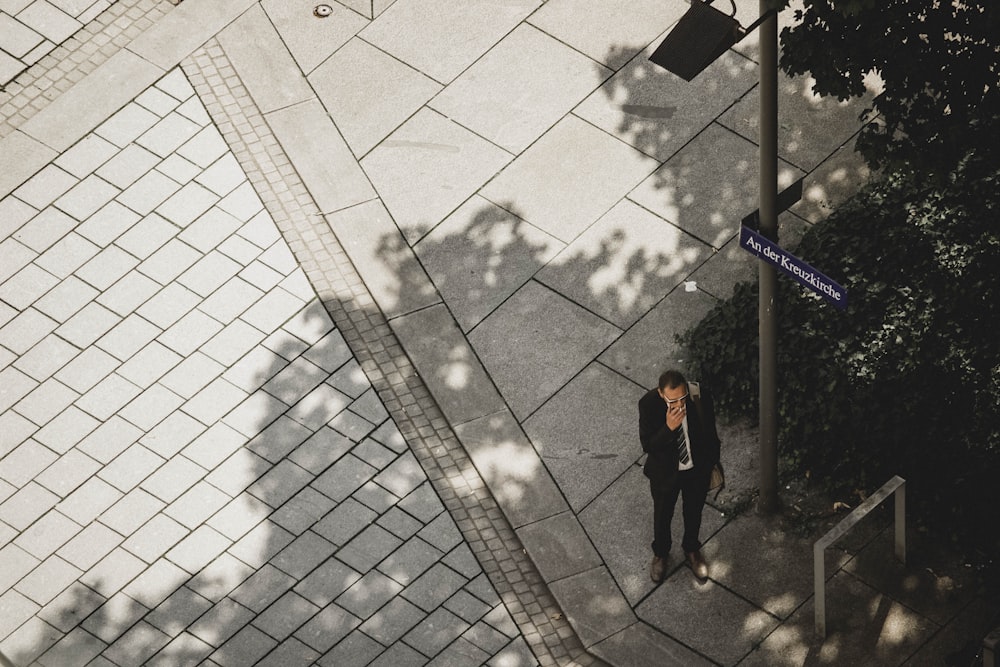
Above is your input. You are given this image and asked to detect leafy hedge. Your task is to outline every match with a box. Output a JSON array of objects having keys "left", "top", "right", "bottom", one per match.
[{"left": 680, "top": 149, "right": 1000, "bottom": 552}]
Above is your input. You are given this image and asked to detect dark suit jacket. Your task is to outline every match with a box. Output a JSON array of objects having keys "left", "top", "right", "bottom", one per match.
[{"left": 638, "top": 385, "right": 721, "bottom": 484}]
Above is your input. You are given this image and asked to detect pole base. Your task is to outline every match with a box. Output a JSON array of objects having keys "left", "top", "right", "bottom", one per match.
[{"left": 756, "top": 494, "right": 782, "bottom": 516}]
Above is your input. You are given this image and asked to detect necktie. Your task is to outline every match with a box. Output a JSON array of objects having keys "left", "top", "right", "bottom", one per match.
[{"left": 677, "top": 421, "right": 691, "bottom": 467}]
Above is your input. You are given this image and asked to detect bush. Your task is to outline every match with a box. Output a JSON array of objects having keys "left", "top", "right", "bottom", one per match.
[{"left": 680, "top": 148, "right": 1000, "bottom": 552}]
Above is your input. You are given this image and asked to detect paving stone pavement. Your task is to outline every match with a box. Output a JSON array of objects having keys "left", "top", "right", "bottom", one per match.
[
  {"left": 0, "top": 3, "right": 594, "bottom": 666},
  {"left": 3, "top": 1, "right": 998, "bottom": 666},
  {"left": 0, "top": 0, "right": 177, "bottom": 138},
  {"left": 0, "top": 54, "right": 590, "bottom": 667}
]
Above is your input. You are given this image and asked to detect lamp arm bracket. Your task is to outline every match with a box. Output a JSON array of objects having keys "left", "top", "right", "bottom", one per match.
[{"left": 702, "top": 0, "right": 738, "bottom": 17}]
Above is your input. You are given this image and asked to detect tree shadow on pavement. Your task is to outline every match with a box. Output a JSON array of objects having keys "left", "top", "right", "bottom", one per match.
[
  {"left": 2, "top": 280, "right": 523, "bottom": 666},
  {"left": 0, "top": 11, "right": 883, "bottom": 666},
  {"left": 361, "top": 21, "right": 907, "bottom": 666}
]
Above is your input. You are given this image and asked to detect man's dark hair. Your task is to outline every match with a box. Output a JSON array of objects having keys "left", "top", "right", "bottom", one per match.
[{"left": 658, "top": 369, "right": 687, "bottom": 391}]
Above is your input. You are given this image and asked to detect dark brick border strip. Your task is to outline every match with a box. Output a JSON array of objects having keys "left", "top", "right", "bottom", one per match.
[{"left": 181, "top": 39, "right": 606, "bottom": 667}]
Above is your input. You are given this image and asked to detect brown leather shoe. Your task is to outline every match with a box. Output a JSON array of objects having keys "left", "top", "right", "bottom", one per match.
[
  {"left": 686, "top": 550, "right": 709, "bottom": 582},
  {"left": 649, "top": 556, "right": 666, "bottom": 583}
]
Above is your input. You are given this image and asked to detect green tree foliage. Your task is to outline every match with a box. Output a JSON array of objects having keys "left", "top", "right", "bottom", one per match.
[
  {"left": 776, "top": 0, "right": 999, "bottom": 174},
  {"left": 680, "top": 150, "right": 1000, "bottom": 550}
]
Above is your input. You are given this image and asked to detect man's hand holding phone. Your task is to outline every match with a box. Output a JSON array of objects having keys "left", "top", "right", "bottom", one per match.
[{"left": 666, "top": 400, "right": 685, "bottom": 431}]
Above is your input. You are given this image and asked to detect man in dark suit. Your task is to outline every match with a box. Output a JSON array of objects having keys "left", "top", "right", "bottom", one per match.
[{"left": 639, "top": 369, "right": 721, "bottom": 583}]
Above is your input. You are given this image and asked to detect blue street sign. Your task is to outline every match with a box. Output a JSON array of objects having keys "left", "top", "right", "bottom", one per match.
[{"left": 740, "top": 225, "right": 848, "bottom": 310}]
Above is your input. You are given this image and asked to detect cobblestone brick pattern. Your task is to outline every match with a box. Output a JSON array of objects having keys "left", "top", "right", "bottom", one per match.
[{"left": 181, "top": 37, "right": 606, "bottom": 667}]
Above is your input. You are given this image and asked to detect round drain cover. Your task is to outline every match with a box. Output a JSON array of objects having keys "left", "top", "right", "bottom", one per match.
[{"left": 313, "top": 4, "right": 333, "bottom": 17}]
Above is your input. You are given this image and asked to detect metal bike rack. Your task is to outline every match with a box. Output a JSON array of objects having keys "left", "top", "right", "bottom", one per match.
[
  {"left": 984, "top": 624, "right": 1000, "bottom": 667},
  {"left": 813, "top": 475, "right": 906, "bottom": 638}
]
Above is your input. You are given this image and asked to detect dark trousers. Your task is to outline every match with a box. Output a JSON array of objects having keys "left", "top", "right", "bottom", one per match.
[{"left": 650, "top": 467, "right": 710, "bottom": 556}]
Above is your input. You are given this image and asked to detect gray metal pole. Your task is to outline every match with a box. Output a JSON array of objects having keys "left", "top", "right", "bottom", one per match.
[{"left": 758, "top": 0, "right": 780, "bottom": 514}]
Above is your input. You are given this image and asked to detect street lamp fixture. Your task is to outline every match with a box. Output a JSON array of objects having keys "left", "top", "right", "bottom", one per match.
[
  {"left": 649, "top": 0, "right": 776, "bottom": 81},
  {"left": 649, "top": 1, "right": 741, "bottom": 81}
]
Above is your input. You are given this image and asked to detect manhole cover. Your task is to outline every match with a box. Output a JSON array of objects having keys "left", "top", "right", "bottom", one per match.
[{"left": 314, "top": 4, "right": 333, "bottom": 17}]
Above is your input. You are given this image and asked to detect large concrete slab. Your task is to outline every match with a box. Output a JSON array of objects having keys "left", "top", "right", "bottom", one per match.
[
  {"left": 389, "top": 303, "right": 506, "bottom": 427},
  {"left": 360, "top": 108, "right": 512, "bottom": 244},
  {"left": 338, "top": 0, "right": 396, "bottom": 20},
  {"left": 790, "top": 138, "right": 873, "bottom": 224},
  {"left": 527, "top": 0, "right": 687, "bottom": 71},
  {"left": 576, "top": 46, "right": 758, "bottom": 163},
  {"left": 536, "top": 198, "right": 713, "bottom": 329},
  {"left": 429, "top": 23, "right": 611, "bottom": 154},
  {"left": 580, "top": 465, "right": 727, "bottom": 606},
  {"left": 359, "top": 0, "right": 541, "bottom": 84},
  {"left": 217, "top": 4, "right": 314, "bottom": 114},
  {"left": 701, "top": 513, "right": 839, "bottom": 620},
  {"left": 523, "top": 363, "right": 641, "bottom": 512},
  {"left": 309, "top": 37, "right": 441, "bottom": 158},
  {"left": 902, "top": 595, "right": 1000, "bottom": 667},
  {"left": 127, "top": 0, "right": 257, "bottom": 70},
  {"left": 638, "top": 568, "right": 780, "bottom": 665},
  {"left": 594, "top": 621, "right": 715, "bottom": 667},
  {"left": 413, "top": 195, "right": 563, "bottom": 333},
  {"left": 481, "top": 114, "right": 658, "bottom": 244},
  {"left": 324, "top": 200, "right": 439, "bottom": 319},
  {"left": 599, "top": 285, "right": 717, "bottom": 388},
  {"left": 467, "top": 280, "right": 621, "bottom": 421},
  {"left": 266, "top": 98, "right": 375, "bottom": 214},
  {"left": 580, "top": 465, "right": 654, "bottom": 606},
  {"left": 718, "top": 71, "right": 875, "bottom": 173},
  {"left": 0, "top": 131, "right": 58, "bottom": 199},
  {"left": 19, "top": 49, "right": 164, "bottom": 152},
  {"left": 548, "top": 566, "right": 635, "bottom": 648},
  {"left": 515, "top": 510, "right": 602, "bottom": 583},
  {"left": 739, "top": 571, "right": 939, "bottom": 667},
  {"left": 628, "top": 122, "right": 804, "bottom": 250},
  {"left": 454, "top": 410, "right": 568, "bottom": 529},
  {"left": 262, "top": 0, "right": 368, "bottom": 75}
]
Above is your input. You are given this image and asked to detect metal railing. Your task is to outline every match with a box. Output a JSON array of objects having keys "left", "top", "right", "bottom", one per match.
[
  {"left": 985, "top": 625, "right": 1000, "bottom": 667},
  {"left": 813, "top": 475, "right": 906, "bottom": 637}
]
